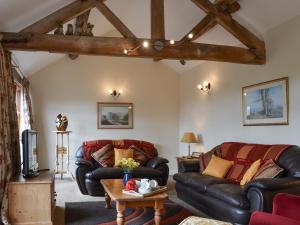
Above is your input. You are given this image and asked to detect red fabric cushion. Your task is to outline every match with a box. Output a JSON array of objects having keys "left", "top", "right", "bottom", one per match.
[
  {"left": 249, "top": 211, "right": 300, "bottom": 225},
  {"left": 220, "top": 142, "right": 290, "bottom": 182}
]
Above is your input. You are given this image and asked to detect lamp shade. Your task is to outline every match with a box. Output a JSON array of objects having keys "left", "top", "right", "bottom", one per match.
[{"left": 181, "top": 132, "right": 199, "bottom": 143}]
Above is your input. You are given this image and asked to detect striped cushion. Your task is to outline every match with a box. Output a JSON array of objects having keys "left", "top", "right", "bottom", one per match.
[
  {"left": 91, "top": 144, "right": 114, "bottom": 167},
  {"left": 130, "top": 145, "right": 149, "bottom": 166},
  {"left": 254, "top": 159, "right": 284, "bottom": 179}
]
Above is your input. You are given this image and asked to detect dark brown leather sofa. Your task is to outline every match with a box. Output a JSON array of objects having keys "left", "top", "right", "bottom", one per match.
[
  {"left": 173, "top": 145, "right": 300, "bottom": 225},
  {"left": 75, "top": 139, "right": 169, "bottom": 196}
]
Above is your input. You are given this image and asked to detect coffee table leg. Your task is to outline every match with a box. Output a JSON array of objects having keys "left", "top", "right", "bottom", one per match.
[
  {"left": 105, "top": 193, "right": 111, "bottom": 209},
  {"left": 154, "top": 200, "right": 164, "bottom": 225},
  {"left": 116, "top": 201, "right": 126, "bottom": 225}
]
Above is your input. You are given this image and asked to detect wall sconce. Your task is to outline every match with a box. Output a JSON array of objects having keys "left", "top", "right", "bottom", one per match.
[
  {"left": 197, "top": 81, "right": 211, "bottom": 93},
  {"left": 109, "top": 89, "right": 123, "bottom": 98}
]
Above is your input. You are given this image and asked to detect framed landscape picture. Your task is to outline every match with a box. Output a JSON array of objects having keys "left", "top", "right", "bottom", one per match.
[
  {"left": 97, "top": 102, "right": 133, "bottom": 129},
  {"left": 242, "top": 77, "right": 289, "bottom": 126}
]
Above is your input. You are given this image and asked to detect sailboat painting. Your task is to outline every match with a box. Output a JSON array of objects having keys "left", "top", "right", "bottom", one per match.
[{"left": 243, "top": 77, "right": 289, "bottom": 126}]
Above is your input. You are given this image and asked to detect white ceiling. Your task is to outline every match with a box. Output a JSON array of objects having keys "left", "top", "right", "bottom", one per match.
[{"left": 1, "top": 0, "right": 300, "bottom": 76}]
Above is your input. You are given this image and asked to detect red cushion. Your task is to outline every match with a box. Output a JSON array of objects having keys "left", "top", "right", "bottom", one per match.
[{"left": 250, "top": 211, "right": 300, "bottom": 225}]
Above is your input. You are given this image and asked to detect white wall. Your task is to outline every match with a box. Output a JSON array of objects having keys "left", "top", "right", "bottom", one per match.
[
  {"left": 179, "top": 15, "right": 300, "bottom": 155},
  {"left": 29, "top": 56, "right": 180, "bottom": 174}
]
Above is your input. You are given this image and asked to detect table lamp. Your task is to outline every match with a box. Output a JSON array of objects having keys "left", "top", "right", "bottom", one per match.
[{"left": 181, "top": 132, "right": 199, "bottom": 158}]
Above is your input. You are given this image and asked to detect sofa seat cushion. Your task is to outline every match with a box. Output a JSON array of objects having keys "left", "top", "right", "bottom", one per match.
[
  {"left": 206, "top": 183, "right": 250, "bottom": 209},
  {"left": 85, "top": 167, "right": 162, "bottom": 180},
  {"left": 173, "top": 173, "right": 232, "bottom": 192}
]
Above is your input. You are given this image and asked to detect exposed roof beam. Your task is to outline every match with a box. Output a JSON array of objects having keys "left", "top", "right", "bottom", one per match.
[
  {"left": 95, "top": 1, "right": 136, "bottom": 38},
  {"left": 191, "top": 0, "right": 265, "bottom": 57},
  {"left": 20, "top": 0, "right": 98, "bottom": 34},
  {"left": 181, "top": 14, "right": 216, "bottom": 42},
  {"left": 1, "top": 32, "right": 264, "bottom": 65},
  {"left": 180, "top": 0, "right": 239, "bottom": 43},
  {"left": 151, "top": 0, "right": 165, "bottom": 40}
]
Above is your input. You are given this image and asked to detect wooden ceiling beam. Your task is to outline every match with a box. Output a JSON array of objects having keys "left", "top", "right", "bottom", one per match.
[
  {"left": 151, "top": 0, "right": 165, "bottom": 40},
  {"left": 95, "top": 2, "right": 136, "bottom": 38},
  {"left": 69, "top": 10, "right": 92, "bottom": 60},
  {"left": 1, "top": 32, "right": 264, "bottom": 65},
  {"left": 20, "top": 0, "right": 98, "bottom": 34},
  {"left": 191, "top": 0, "right": 265, "bottom": 57},
  {"left": 180, "top": 0, "right": 239, "bottom": 43},
  {"left": 180, "top": 14, "right": 216, "bottom": 43}
]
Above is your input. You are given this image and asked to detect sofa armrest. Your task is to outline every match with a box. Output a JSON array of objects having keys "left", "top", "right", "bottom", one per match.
[
  {"left": 146, "top": 157, "right": 169, "bottom": 169},
  {"left": 245, "top": 178, "right": 300, "bottom": 192},
  {"left": 178, "top": 159, "right": 200, "bottom": 173},
  {"left": 75, "top": 158, "right": 95, "bottom": 170}
]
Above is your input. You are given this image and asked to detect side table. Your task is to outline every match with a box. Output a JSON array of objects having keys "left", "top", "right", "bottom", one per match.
[{"left": 176, "top": 156, "right": 199, "bottom": 173}]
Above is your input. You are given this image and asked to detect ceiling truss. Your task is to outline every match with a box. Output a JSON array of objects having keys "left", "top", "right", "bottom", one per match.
[{"left": 0, "top": 0, "right": 266, "bottom": 65}]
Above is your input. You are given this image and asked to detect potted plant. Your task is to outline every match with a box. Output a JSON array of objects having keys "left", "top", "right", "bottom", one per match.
[{"left": 118, "top": 158, "right": 140, "bottom": 185}]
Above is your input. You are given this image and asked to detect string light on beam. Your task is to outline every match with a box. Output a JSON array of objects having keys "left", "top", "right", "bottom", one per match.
[{"left": 188, "top": 33, "right": 194, "bottom": 39}]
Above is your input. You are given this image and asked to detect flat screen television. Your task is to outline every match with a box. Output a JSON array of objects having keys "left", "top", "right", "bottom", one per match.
[{"left": 22, "top": 129, "right": 39, "bottom": 178}]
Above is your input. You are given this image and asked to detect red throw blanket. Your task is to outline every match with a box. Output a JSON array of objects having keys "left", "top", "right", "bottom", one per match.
[
  {"left": 220, "top": 142, "right": 291, "bottom": 182},
  {"left": 83, "top": 139, "right": 155, "bottom": 161}
]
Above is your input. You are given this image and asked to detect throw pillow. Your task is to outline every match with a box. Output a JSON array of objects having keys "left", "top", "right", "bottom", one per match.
[
  {"left": 114, "top": 148, "right": 134, "bottom": 166},
  {"left": 202, "top": 155, "right": 234, "bottom": 178},
  {"left": 253, "top": 159, "right": 284, "bottom": 180},
  {"left": 240, "top": 159, "right": 261, "bottom": 186},
  {"left": 129, "top": 145, "right": 149, "bottom": 166},
  {"left": 91, "top": 144, "right": 114, "bottom": 167}
]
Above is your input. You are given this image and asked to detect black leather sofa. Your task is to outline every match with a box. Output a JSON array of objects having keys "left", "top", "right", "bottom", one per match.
[
  {"left": 174, "top": 145, "right": 300, "bottom": 225},
  {"left": 75, "top": 145, "right": 169, "bottom": 196}
]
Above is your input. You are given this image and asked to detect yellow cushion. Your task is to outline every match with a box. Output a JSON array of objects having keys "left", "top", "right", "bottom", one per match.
[
  {"left": 202, "top": 155, "right": 234, "bottom": 178},
  {"left": 240, "top": 159, "right": 261, "bottom": 186},
  {"left": 114, "top": 148, "right": 133, "bottom": 166}
]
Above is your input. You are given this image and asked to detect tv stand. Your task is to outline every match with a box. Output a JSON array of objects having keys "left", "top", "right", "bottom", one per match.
[{"left": 8, "top": 171, "right": 55, "bottom": 225}]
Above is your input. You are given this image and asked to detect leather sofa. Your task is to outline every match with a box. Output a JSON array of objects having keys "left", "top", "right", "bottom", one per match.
[
  {"left": 174, "top": 144, "right": 300, "bottom": 225},
  {"left": 75, "top": 139, "right": 169, "bottom": 196}
]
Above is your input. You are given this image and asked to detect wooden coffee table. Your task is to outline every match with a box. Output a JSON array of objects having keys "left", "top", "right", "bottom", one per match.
[{"left": 101, "top": 179, "right": 168, "bottom": 225}]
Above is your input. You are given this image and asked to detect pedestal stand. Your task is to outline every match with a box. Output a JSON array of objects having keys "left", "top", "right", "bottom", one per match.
[{"left": 52, "top": 131, "right": 71, "bottom": 179}]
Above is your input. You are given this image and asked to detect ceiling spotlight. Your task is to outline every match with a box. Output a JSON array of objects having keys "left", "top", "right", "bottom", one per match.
[
  {"left": 170, "top": 40, "right": 175, "bottom": 45},
  {"left": 188, "top": 33, "right": 194, "bottom": 39},
  {"left": 123, "top": 49, "right": 128, "bottom": 55},
  {"left": 143, "top": 40, "right": 149, "bottom": 48}
]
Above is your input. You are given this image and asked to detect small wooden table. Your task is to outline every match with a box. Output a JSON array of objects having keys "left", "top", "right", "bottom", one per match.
[{"left": 101, "top": 179, "right": 168, "bottom": 225}]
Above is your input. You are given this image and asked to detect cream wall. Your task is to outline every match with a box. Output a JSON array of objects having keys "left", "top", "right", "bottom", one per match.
[
  {"left": 29, "top": 56, "right": 180, "bottom": 174},
  {"left": 179, "top": 15, "right": 300, "bottom": 155}
]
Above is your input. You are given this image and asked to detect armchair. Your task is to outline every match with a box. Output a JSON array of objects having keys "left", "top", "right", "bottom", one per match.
[{"left": 249, "top": 193, "right": 300, "bottom": 225}]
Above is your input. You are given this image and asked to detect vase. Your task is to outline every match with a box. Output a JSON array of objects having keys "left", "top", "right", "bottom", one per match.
[
  {"left": 123, "top": 171, "right": 132, "bottom": 185},
  {"left": 55, "top": 114, "right": 68, "bottom": 131}
]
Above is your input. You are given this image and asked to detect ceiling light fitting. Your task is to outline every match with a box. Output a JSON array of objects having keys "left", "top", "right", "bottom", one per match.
[{"left": 123, "top": 39, "right": 178, "bottom": 56}]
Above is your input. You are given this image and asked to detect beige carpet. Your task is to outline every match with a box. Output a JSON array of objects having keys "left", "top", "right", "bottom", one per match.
[{"left": 54, "top": 175, "right": 204, "bottom": 225}]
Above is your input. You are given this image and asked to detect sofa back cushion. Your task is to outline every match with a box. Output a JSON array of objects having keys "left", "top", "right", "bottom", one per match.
[
  {"left": 220, "top": 142, "right": 291, "bottom": 182},
  {"left": 83, "top": 139, "right": 156, "bottom": 161}
]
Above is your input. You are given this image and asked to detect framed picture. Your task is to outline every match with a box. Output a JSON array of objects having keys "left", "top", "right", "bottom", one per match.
[
  {"left": 97, "top": 102, "right": 133, "bottom": 129},
  {"left": 242, "top": 77, "right": 289, "bottom": 126}
]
